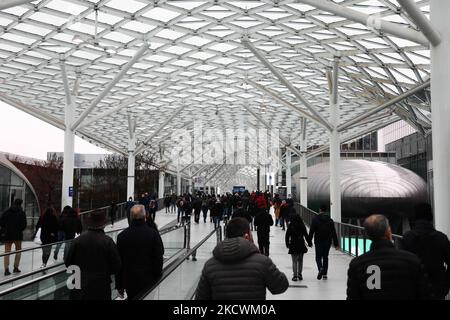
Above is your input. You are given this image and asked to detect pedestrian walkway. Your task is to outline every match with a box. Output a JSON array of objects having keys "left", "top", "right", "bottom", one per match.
[
  {"left": 249, "top": 208, "right": 352, "bottom": 300},
  {"left": 0, "top": 207, "right": 180, "bottom": 285},
  {"left": 265, "top": 224, "right": 351, "bottom": 300}
]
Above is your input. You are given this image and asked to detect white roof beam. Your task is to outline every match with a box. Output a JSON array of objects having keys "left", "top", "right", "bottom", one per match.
[
  {"left": 242, "top": 38, "right": 333, "bottom": 131},
  {"left": 338, "top": 80, "right": 430, "bottom": 132},
  {"left": 297, "top": 0, "right": 429, "bottom": 47},
  {"left": 398, "top": 0, "right": 441, "bottom": 47},
  {"left": 71, "top": 42, "right": 149, "bottom": 131},
  {"left": 245, "top": 78, "right": 327, "bottom": 130},
  {"left": 243, "top": 105, "right": 303, "bottom": 158},
  {"left": 134, "top": 105, "right": 186, "bottom": 156}
]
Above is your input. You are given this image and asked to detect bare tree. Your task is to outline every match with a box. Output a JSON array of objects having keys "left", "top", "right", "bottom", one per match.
[{"left": 8, "top": 153, "right": 63, "bottom": 212}]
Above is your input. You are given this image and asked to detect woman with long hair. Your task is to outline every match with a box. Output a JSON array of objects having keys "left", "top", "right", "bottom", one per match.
[{"left": 285, "top": 214, "right": 312, "bottom": 281}]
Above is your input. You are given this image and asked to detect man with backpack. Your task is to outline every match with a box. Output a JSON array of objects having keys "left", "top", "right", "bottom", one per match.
[
  {"left": 308, "top": 205, "right": 339, "bottom": 280},
  {"left": 400, "top": 203, "right": 450, "bottom": 299}
]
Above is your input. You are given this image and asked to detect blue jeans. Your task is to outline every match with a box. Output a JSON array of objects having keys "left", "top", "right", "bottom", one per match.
[
  {"left": 213, "top": 216, "right": 221, "bottom": 228},
  {"left": 177, "top": 208, "right": 185, "bottom": 222}
]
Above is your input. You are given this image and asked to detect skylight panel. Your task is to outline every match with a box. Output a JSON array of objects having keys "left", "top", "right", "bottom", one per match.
[
  {"left": 13, "top": 22, "right": 52, "bottom": 36},
  {"left": 182, "top": 36, "right": 212, "bottom": 47},
  {"left": 167, "top": 1, "right": 207, "bottom": 11},
  {"left": 155, "top": 28, "right": 186, "bottom": 41},
  {"left": 201, "top": 6, "right": 236, "bottom": 19},
  {"left": 85, "top": 11, "right": 123, "bottom": 25},
  {"left": 69, "top": 22, "right": 104, "bottom": 36},
  {"left": 105, "top": 0, "right": 148, "bottom": 14},
  {"left": 0, "top": 16, "right": 13, "bottom": 26},
  {"left": 103, "top": 31, "right": 134, "bottom": 43},
  {"left": 46, "top": 0, "right": 87, "bottom": 16},
  {"left": 30, "top": 12, "right": 68, "bottom": 26},
  {"left": 142, "top": 7, "right": 181, "bottom": 22},
  {"left": 122, "top": 21, "right": 157, "bottom": 33},
  {"left": 1, "top": 32, "right": 35, "bottom": 45},
  {"left": 2, "top": 6, "right": 29, "bottom": 16},
  {"left": 190, "top": 51, "right": 215, "bottom": 60}
]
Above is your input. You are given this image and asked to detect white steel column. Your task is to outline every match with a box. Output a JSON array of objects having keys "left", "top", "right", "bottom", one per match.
[
  {"left": 431, "top": 0, "right": 450, "bottom": 237},
  {"left": 127, "top": 116, "right": 136, "bottom": 200},
  {"left": 286, "top": 151, "right": 292, "bottom": 197},
  {"left": 62, "top": 103, "right": 75, "bottom": 208},
  {"left": 60, "top": 61, "right": 75, "bottom": 208},
  {"left": 177, "top": 163, "right": 181, "bottom": 196},
  {"left": 330, "top": 58, "right": 341, "bottom": 222},
  {"left": 299, "top": 118, "right": 308, "bottom": 207},
  {"left": 158, "top": 171, "right": 165, "bottom": 199}
]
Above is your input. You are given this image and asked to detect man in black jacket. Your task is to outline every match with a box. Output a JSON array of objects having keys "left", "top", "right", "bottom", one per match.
[
  {"left": 347, "top": 214, "right": 432, "bottom": 300},
  {"left": 254, "top": 208, "right": 274, "bottom": 256},
  {"left": 116, "top": 204, "right": 164, "bottom": 299},
  {"left": 0, "top": 198, "right": 27, "bottom": 276},
  {"left": 308, "top": 205, "right": 339, "bottom": 280},
  {"left": 65, "top": 210, "right": 121, "bottom": 300},
  {"left": 400, "top": 203, "right": 450, "bottom": 299},
  {"left": 195, "top": 218, "right": 288, "bottom": 300}
]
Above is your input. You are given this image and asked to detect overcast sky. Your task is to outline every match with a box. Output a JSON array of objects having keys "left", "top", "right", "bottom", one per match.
[{"left": 0, "top": 100, "right": 109, "bottom": 160}]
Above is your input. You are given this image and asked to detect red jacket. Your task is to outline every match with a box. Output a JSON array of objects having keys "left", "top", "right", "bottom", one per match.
[{"left": 255, "top": 195, "right": 267, "bottom": 209}]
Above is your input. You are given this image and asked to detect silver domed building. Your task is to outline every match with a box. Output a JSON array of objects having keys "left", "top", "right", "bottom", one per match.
[{"left": 293, "top": 160, "right": 428, "bottom": 229}]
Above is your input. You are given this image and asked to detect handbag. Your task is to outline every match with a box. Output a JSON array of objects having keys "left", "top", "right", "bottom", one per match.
[{"left": 33, "top": 228, "right": 42, "bottom": 245}]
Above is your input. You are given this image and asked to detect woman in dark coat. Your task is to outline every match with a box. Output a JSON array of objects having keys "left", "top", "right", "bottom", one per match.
[
  {"left": 109, "top": 201, "right": 117, "bottom": 226},
  {"left": 285, "top": 215, "right": 312, "bottom": 281},
  {"left": 36, "top": 208, "right": 58, "bottom": 267}
]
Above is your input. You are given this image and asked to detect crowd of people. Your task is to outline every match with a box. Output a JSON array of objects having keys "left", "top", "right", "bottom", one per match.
[{"left": 1, "top": 191, "right": 449, "bottom": 300}]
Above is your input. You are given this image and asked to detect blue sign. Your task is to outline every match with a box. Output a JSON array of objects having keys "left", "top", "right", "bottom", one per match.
[{"left": 69, "top": 186, "right": 74, "bottom": 197}]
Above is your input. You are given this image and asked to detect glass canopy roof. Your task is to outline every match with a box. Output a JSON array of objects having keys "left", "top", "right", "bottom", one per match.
[{"left": 0, "top": 0, "right": 432, "bottom": 186}]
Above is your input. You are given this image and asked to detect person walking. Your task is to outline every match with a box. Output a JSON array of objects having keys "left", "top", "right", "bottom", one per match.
[
  {"left": 195, "top": 218, "right": 289, "bottom": 300},
  {"left": 400, "top": 203, "right": 450, "bottom": 299},
  {"left": 126, "top": 197, "right": 135, "bottom": 225},
  {"left": 231, "top": 201, "right": 252, "bottom": 224},
  {"left": 211, "top": 198, "right": 223, "bottom": 229},
  {"left": 279, "top": 200, "right": 290, "bottom": 231},
  {"left": 308, "top": 205, "right": 339, "bottom": 280},
  {"left": 164, "top": 195, "right": 171, "bottom": 214},
  {"left": 176, "top": 197, "right": 185, "bottom": 224},
  {"left": 193, "top": 196, "right": 202, "bottom": 224},
  {"left": 254, "top": 207, "right": 274, "bottom": 256},
  {"left": 35, "top": 208, "right": 58, "bottom": 268},
  {"left": 285, "top": 215, "right": 311, "bottom": 281},
  {"left": 170, "top": 193, "right": 177, "bottom": 213},
  {"left": 0, "top": 198, "right": 27, "bottom": 276},
  {"left": 148, "top": 197, "right": 158, "bottom": 221},
  {"left": 59, "top": 206, "right": 82, "bottom": 263},
  {"left": 116, "top": 205, "right": 164, "bottom": 300},
  {"left": 347, "top": 214, "right": 433, "bottom": 300},
  {"left": 273, "top": 194, "right": 281, "bottom": 227},
  {"left": 53, "top": 205, "right": 71, "bottom": 260},
  {"left": 65, "top": 210, "right": 121, "bottom": 300},
  {"left": 201, "top": 196, "right": 209, "bottom": 223},
  {"left": 109, "top": 201, "right": 117, "bottom": 227}
]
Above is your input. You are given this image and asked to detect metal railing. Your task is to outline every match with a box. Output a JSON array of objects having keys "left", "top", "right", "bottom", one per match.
[
  {"left": 295, "top": 203, "right": 403, "bottom": 257},
  {"left": 138, "top": 225, "right": 222, "bottom": 300},
  {"left": 0, "top": 218, "right": 185, "bottom": 299}
]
